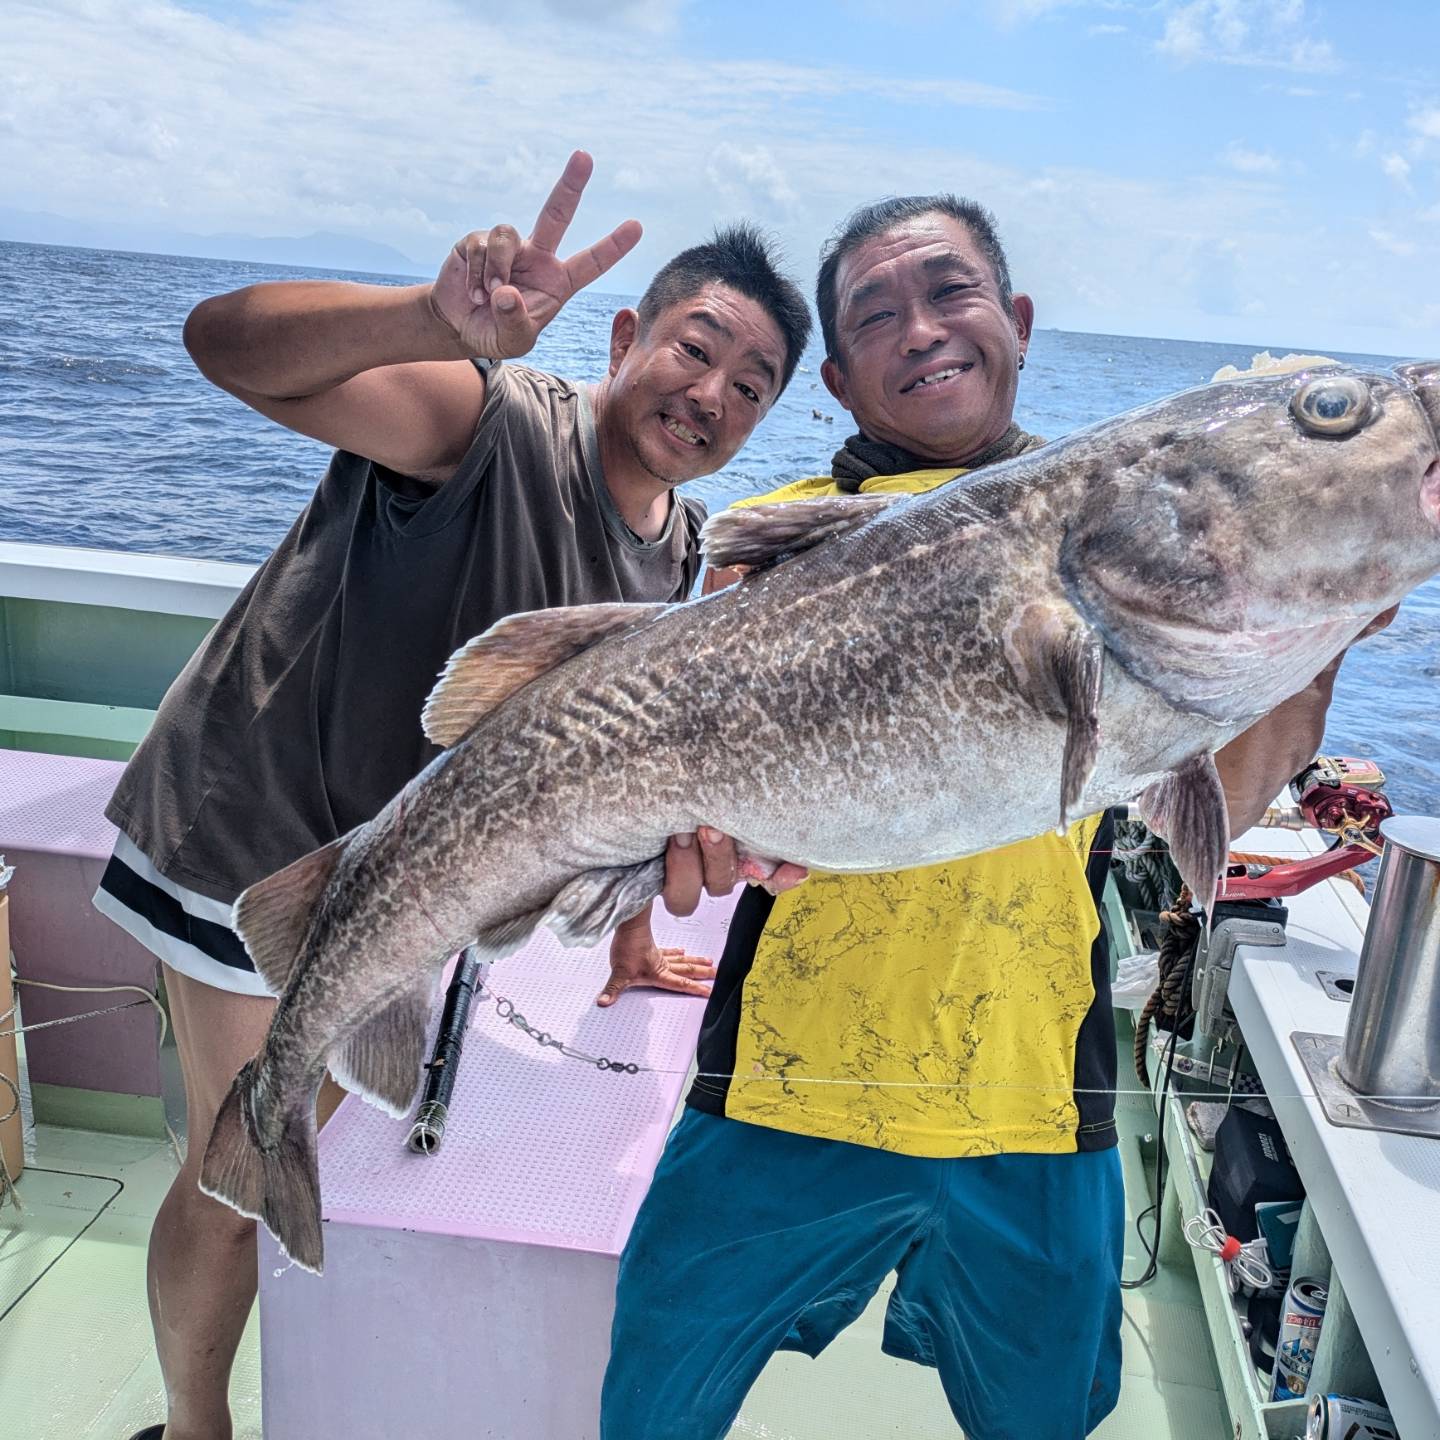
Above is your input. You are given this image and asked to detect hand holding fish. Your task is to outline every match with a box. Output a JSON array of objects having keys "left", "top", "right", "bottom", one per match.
[
  {"left": 593, "top": 833, "right": 808, "bottom": 1006},
  {"left": 429, "top": 150, "right": 642, "bottom": 360},
  {"left": 659, "top": 828, "right": 810, "bottom": 917}
]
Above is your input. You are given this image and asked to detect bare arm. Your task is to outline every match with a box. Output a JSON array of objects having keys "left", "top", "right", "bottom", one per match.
[
  {"left": 1213, "top": 661, "right": 1341, "bottom": 838},
  {"left": 184, "top": 283, "right": 484, "bottom": 485},
  {"left": 1213, "top": 606, "right": 1399, "bottom": 836},
  {"left": 183, "top": 151, "right": 641, "bottom": 486}
]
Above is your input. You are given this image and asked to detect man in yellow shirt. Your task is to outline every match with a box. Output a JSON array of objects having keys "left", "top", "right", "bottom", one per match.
[{"left": 600, "top": 194, "right": 1379, "bottom": 1439}]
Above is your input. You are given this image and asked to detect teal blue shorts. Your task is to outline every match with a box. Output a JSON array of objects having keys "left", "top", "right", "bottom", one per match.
[{"left": 602, "top": 1108, "right": 1123, "bottom": 1440}]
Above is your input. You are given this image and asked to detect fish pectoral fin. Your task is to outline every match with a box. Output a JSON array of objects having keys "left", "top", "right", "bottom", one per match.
[
  {"left": 233, "top": 835, "right": 351, "bottom": 995},
  {"left": 1138, "top": 752, "right": 1230, "bottom": 910},
  {"left": 1006, "top": 604, "right": 1105, "bottom": 830},
  {"left": 700, "top": 494, "right": 901, "bottom": 573},
  {"left": 472, "top": 908, "right": 547, "bottom": 957},
  {"left": 1054, "top": 623, "right": 1104, "bottom": 831},
  {"left": 328, "top": 983, "right": 434, "bottom": 1119},
  {"left": 422, "top": 603, "right": 668, "bottom": 748},
  {"left": 542, "top": 856, "right": 668, "bottom": 949}
]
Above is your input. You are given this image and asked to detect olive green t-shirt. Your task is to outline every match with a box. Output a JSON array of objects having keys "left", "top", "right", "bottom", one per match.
[{"left": 106, "top": 362, "right": 705, "bottom": 901}]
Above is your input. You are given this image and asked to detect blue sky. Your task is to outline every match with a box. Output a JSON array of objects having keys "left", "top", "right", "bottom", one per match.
[{"left": 4, "top": 0, "right": 1439, "bottom": 354}]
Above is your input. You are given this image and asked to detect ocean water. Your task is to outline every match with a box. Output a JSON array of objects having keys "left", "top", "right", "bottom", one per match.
[{"left": 0, "top": 238, "right": 1435, "bottom": 820}]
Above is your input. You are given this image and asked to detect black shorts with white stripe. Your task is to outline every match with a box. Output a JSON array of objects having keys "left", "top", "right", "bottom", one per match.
[{"left": 92, "top": 833, "right": 272, "bottom": 997}]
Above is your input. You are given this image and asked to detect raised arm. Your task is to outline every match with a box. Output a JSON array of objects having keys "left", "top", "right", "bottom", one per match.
[{"left": 183, "top": 151, "right": 641, "bottom": 485}]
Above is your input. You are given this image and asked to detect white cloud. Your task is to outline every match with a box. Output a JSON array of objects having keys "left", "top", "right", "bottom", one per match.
[
  {"left": 1287, "top": 37, "right": 1336, "bottom": 73},
  {"left": 980, "top": 0, "right": 1147, "bottom": 28},
  {"left": 704, "top": 144, "right": 797, "bottom": 215},
  {"left": 1157, "top": 4, "right": 1207, "bottom": 62},
  {"left": 1222, "top": 144, "right": 1281, "bottom": 174},
  {"left": 1369, "top": 227, "right": 1417, "bottom": 258},
  {"left": 613, "top": 167, "right": 651, "bottom": 194},
  {"left": 984, "top": 0, "right": 1079, "bottom": 22},
  {"left": 1157, "top": 0, "right": 1338, "bottom": 73},
  {"left": 1409, "top": 105, "right": 1440, "bottom": 142},
  {"left": 0, "top": 0, "right": 1049, "bottom": 265},
  {"left": 535, "top": 0, "right": 684, "bottom": 30},
  {"left": 1381, "top": 152, "right": 1412, "bottom": 190}
]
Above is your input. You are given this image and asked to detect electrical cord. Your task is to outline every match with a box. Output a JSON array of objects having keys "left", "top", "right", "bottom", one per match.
[
  {"left": 1183, "top": 1206, "right": 1274, "bottom": 1294},
  {"left": 1122, "top": 1019, "right": 1179, "bottom": 1289},
  {"left": 1122, "top": 908, "right": 1201, "bottom": 1290}
]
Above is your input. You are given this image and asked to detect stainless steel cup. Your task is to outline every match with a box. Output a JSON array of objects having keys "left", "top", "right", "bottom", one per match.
[{"left": 1336, "top": 814, "right": 1440, "bottom": 1109}]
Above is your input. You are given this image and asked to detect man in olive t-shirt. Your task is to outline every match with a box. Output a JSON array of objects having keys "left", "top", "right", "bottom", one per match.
[{"left": 97, "top": 151, "right": 810, "bottom": 1440}]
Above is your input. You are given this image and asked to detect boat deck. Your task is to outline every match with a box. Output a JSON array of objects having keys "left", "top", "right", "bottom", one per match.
[{"left": 2, "top": 1022, "right": 1229, "bottom": 1440}]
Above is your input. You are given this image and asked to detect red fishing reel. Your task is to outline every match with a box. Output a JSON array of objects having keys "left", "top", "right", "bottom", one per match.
[{"left": 1220, "top": 756, "right": 1391, "bottom": 901}]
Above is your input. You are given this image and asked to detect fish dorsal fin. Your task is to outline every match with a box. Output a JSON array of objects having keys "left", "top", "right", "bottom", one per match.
[
  {"left": 233, "top": 836, "right": 349, "bottom": 995},
  {"left": 700, "top": 494, "right": 902, "bottom": 573},
  {"left": 1003, "top": 603, "right": 1105, "bottom": 830},
  {"left": 421, "top": 603, "right": 666, "bottom": 748}
]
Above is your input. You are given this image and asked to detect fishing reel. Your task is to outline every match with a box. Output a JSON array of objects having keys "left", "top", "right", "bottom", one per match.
[{"left": 1222, "top": 756, "right": 1391, "bottom": 902}]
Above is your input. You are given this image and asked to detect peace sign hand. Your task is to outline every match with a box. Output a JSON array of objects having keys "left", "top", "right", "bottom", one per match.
[{"left": 430, "top": 151, "right": 642, "bottom": 360}]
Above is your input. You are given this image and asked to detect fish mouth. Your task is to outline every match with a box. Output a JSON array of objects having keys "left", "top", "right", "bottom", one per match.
[
  {"left": 900, "top": 361, "right": 974, "bottom": 395},
  {"left": 1085, "top": 571, "right": 1366, "bottom": 652},
  {"left": 1076, "top": 567, "right": 1234, "bottom": 639}
]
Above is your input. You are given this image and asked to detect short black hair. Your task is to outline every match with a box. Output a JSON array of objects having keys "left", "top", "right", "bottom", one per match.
[
  {"left": 816, "top": 195, "right": 1015, "bottom": 365},
  {"left": 636, "top": 223, "right": 812, "bottom": 396}
]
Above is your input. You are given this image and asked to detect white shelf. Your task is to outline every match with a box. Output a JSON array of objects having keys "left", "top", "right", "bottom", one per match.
[{"left": 1228, "top": 824, "right": 1440, "bottom": 1440}]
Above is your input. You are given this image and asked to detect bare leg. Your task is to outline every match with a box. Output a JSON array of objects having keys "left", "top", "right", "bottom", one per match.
[{"left": 150, "top": 965, "right": 345, "bottom": 1440}]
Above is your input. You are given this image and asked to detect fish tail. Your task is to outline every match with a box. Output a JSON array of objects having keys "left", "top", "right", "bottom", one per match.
[{"left": 200, "top": 1059, "right": 324, "bottom": 1274}]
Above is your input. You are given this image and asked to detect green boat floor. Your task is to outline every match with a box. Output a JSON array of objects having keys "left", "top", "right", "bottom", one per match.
[
  {"left": 1, "top": 1085, "right": 1228, "bottom": 1440},
  {"left": 0, "top": 1126, "right": 262, "bottom": 1440},
  {"left": 0, "top": 1167, "right": 123, "bottom": 1320}
]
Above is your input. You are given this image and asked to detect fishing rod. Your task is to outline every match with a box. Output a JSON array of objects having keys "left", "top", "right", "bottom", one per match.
[{"left": 406, "top": 946, "right": 487, "bottom": 1156}]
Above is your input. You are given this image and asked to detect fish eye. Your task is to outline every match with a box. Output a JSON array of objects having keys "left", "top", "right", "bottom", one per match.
[{"left": 1290, "top": 376, "right": 1372, "bottom": 436}]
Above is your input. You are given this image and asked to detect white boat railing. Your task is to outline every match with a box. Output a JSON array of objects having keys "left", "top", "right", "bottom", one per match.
[{"left": 0, "top": 540, "right": 253, "bottom": 619}]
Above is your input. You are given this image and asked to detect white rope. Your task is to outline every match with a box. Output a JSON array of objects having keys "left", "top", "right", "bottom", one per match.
[{"left": 7, "top": 977, "right": 168, "bottom": 1047}]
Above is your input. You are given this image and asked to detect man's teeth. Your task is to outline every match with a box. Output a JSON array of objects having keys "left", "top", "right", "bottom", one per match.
[
  {"left": 663, "top": 416, "right": 704, "bottom": 445},
  {"left": 912, "top": 365, "right": 970, "bottom": 390}
]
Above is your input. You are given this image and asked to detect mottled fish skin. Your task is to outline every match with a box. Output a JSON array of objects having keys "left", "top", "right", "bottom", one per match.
[{"left": 203, "top": 360, "right": 1440, "bottom": 1271}]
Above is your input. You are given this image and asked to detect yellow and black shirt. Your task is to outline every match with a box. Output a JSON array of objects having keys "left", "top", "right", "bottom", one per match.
[{"left": 686, "top": 468, "right": 1118, "bottom": 1157}]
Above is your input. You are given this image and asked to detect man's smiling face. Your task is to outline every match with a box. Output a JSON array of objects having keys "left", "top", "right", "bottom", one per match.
[
  {"left": 822, "top": 213, "right": 1033, "bottom": 464},
  {"left": 606, "top": 281, "right": 786, "bottom": 486}
]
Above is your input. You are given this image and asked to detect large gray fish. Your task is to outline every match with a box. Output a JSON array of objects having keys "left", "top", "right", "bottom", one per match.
[{"left": 203, "top": 359, "right": 1440, "bottom": 1270}]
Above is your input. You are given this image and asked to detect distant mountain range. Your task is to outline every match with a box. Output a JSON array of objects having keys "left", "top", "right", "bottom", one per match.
[{"left": 0, "top": 206, "right": 431, "bottom": 278}]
